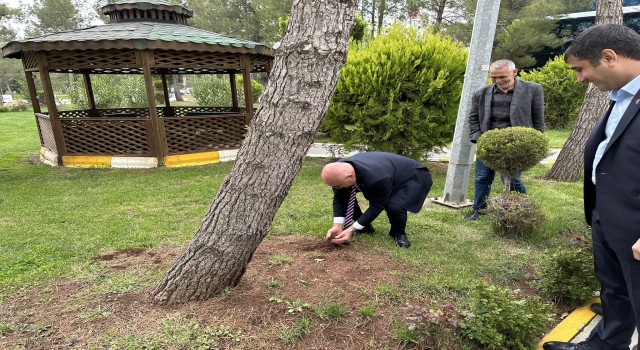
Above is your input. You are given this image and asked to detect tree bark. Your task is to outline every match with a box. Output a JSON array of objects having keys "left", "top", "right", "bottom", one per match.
[
  {"left": 149, "top": 0, "right": 356, "bottom": 305},
  {"left": 544, "top": 0, "right": 622, "bottom": 182},
  {"left": 171, "top": 75, "right": 184, "bottom": 102},
  {"left": 545, "top": 85, "right": 609, "bottom": 181}
]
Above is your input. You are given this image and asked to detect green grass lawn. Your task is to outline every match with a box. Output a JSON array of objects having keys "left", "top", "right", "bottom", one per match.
[
  {"left": 545, "top": 128, "right": 572, "bottom": 149},
  {"left": 0, "top": 110, "right": 584, "bottom": 298},
  {"left": 1, "top": 110, "right": 593, "bottom": 349}
]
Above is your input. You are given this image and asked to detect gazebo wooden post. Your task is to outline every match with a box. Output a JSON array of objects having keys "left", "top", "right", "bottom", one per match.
[
  {"left": 36, "top": 52, "right": 66, "bottom": 165},
  {"left": 240, "top": 54, "right": 254, "bottom": 125},
  {"left": 82, "top": 72, "right": 98, "bottom": 117},
  {"left": 23, "top": 71, "right": 40, "bottom": 113},
  {"left": 141, "top": 50, "right": 166, "bottom": 165},
  {"left": 160, "top": 72, "right": 172, "bottom": 116},
  {"left": 229, "top": 72, "right": 239, "bottom": 112}
]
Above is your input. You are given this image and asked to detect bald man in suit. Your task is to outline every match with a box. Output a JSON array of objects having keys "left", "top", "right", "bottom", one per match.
[{"left": 321, "top": 152, "right": 432, "bottom": 249}]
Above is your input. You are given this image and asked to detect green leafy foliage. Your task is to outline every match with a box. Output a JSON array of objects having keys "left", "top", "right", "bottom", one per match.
[
  {"left": 519, "top": 55, "right": 587, "bottom": 129},
  {"left": 488, "top": 193, "right": 545, "bottom": 238},
  {"left": 191, "top": 75, "right": 263, "bottom": 107},
  {"left": 476, "top": 127, "right": 549, "bottom": 177},
  {"left": 461, "top": 283, "right": 553, "bottom": 350},
  {"left": 66, "top": 75, "right": 149, "bottom": 109},
  {"left": 0, "top": 101, "right": 29, "bottom": 113},
  {"left": 323, "top": 24, "right": 467, "bottom": 160},
  {"left": 537, "top": 233, "right": 598, "bottom": 306}
]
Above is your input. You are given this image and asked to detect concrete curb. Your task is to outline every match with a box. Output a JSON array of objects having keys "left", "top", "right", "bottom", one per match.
[{"left": 537, "top": 297, "right": 600, "bottom": 350}]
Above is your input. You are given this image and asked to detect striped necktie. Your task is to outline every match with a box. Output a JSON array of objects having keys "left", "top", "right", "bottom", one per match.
[{"left": 344, "top": 186, "right": 356, "bottom": 229}]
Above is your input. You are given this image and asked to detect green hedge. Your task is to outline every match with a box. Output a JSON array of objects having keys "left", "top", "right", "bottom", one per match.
[
  {"left": 519, "top": 55, "right": 587, "bottom": 130},
  {"left": 323, "top": 24, "right": 467, "bottom": 160}
]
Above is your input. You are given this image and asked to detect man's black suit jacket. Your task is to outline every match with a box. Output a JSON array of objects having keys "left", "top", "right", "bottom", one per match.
[
  {"left": 584, "top": 89, "right": 640, "bottom": 251},
  {"left": 333, "top": 152, "right": 431, "bottom": 227}
]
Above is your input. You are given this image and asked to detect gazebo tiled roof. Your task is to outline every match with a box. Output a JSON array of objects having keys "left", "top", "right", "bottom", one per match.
[{"left": 2, "top": 23, "right": 271, "bottom": 58}]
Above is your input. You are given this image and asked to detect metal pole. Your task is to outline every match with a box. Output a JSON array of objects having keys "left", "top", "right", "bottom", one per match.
[{"left": 433, "top": 0, "right": 501, "bottom": 208}]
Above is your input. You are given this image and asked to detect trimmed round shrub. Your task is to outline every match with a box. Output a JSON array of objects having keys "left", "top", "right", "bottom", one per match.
[
  {"left": 323, "top": 23, "right": 467, "bottom": 160},
  {"left": 461, "top": 283, "right": 553, "bottom": 350},
  {"left": 519, "top": 55, "right": 587, "bottom": 130},
  {"left": 488, "top": 193, "right": 544, "bottom": 238},
  {"left": 537, "top": 233, "right": 598, "bottom": 306},
  {"left": 476, "top": 127, "right": 548, "bottom": 185}
]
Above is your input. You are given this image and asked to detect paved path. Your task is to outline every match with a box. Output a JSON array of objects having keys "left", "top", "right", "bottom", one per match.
[{"left": 307, "top": 143, "right": 562, "bottom": 164}]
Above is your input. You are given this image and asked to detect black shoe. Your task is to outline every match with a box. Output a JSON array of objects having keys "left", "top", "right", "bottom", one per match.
[
  {"left": 393, "top": 235, "right": 411, "bottom": 249},
  {"left": 465, "top": 210, "right": 483, "bottom": 221},
  {"left": 589, "top": 302, "right": 602, "bottom": 316},
  {"left": 542, "top": 341, "right": 595, "bottom": 350},
  {"left": 357, "top": 225, "right": 375, "bottom": 235}
]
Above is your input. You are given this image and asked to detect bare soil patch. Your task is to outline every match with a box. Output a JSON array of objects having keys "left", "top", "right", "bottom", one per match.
[{"left": 1, "top": 235, "right": 425, "bottom": 349}]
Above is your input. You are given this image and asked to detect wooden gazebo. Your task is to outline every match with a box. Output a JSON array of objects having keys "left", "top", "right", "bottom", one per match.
[{"left": 1, "top": 0, "right": 274, "bottom": 168}]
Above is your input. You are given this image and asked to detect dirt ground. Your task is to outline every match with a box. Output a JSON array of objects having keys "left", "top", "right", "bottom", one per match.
[{"left": 0, "top": 235, "right": 430, "bottom": 350}]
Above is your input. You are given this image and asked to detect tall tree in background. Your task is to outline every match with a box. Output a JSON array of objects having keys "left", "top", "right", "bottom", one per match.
[
  {"left": 443, "top": 0, "right": 592, "bottom": 68},
  {"left": 419, "top": 0, "right": 467, "bottom": 33},
  {"left": 24, "top": 0, "right": 88, "bottom": 36},
  {"left": 149, "top": 0, "right": 357, "bottom": 304},
  {"left": 0, "top": 3, "right": 20, "bottom": 43},
  {"left": 545, "top": 0, "right": 623, "bottom": 182},
  {"left": 0, "top": 4, "right": 25, "bottom": 96},
  {"left": 188, "top": 0, "right": 292, "bottom": 44},
  {"left": 358, "top": 0, "right": 405, "bottom": 36}
]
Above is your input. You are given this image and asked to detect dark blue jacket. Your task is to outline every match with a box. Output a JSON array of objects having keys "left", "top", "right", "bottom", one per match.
[{"left": 333, "top": 152, "right": 431, "bottom": 227}]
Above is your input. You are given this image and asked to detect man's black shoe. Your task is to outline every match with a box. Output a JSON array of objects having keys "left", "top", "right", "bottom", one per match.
[
  {"left": 465, "top": 209, "right": 483, "bottom": 221},
  {"left": 589, "top": 302, "right": 602, "bottom": 316},
  {"left": 542, "top": 341, "right": 595, "bottom": 350},
  {"left": 393, "top": 235, "right": 411, "bottom": 248},
  {"left": 359, "top": 225, "right": 376, "bottom": 235}
]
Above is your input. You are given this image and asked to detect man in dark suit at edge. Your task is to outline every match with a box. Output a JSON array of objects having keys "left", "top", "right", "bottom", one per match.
[
  {"left": 543, "top": 24, "right": 640, "bottom": 350},
  {"left": 321, "top": 152, "right": 433, "bottom": 249},
  {"left": 465, "top": 59, "right": 545, "bottom": 220}
]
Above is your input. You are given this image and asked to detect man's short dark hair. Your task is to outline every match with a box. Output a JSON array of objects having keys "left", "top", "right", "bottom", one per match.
[{"left": 565, "top": 24, "right": 640, "bottom": 66}]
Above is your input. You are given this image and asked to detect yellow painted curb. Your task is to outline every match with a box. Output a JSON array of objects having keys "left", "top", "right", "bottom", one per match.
[
  {"left": 164, "top": 151, "right": 220, "bottom": 167},
  {"left": 62, "top": 155, "right": 111, "bottom": 168},
  {"left": 537, "top": 297, "right": 600, "bottom": 349}
]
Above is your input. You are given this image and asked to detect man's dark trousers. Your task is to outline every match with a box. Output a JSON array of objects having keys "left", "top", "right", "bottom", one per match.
[
  {"left": 587, "top": 209, "right": 640, "bottom": 350},
  {"left": 472, "top": 158, "right": 526, "bottom": 210}
]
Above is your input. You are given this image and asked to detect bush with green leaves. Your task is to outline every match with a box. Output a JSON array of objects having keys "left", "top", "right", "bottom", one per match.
[
  {"left": 476, "top": 126, "right": 549, "bottom": 193},
  {"left": 519, "top": 55, "right": 587, "bottom": 129},
  {"left": 0, "top": 101, "right": 29, "bottom": 113},
  {"left": 461, "top": 283, "right": 553, "bottom": 350},
  {"left": 488, "top": 192, "right": 544, "bottom": 238},
  {"left": 537, "top": 233, "right": 598, "bottom": 306},
  {"left": 67, "top": 75, "right": 149, "bottom": 109},
  {"left": 191, "top": 75, "right": 263, "bottom": 107},
  {"left": 323, "top": 24, "right": 467, "bottom": 160}
]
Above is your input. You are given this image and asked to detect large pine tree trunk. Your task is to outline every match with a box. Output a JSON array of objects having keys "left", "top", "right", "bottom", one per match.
[
  {"left": 150, "top": 0, "right": 357, "bottom": 305},
  {"left": 544, "top": 0, "right": 622, "bottom": 182}
]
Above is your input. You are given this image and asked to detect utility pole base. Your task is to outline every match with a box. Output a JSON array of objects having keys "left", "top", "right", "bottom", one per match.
[{"left": 429, "top": 197, "right": 473, "bottom": 209}]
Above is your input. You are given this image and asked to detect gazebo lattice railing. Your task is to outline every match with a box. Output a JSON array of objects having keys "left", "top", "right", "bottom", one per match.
[{"left": 2, "top": 0, "right": 274, "bottom": 168}]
